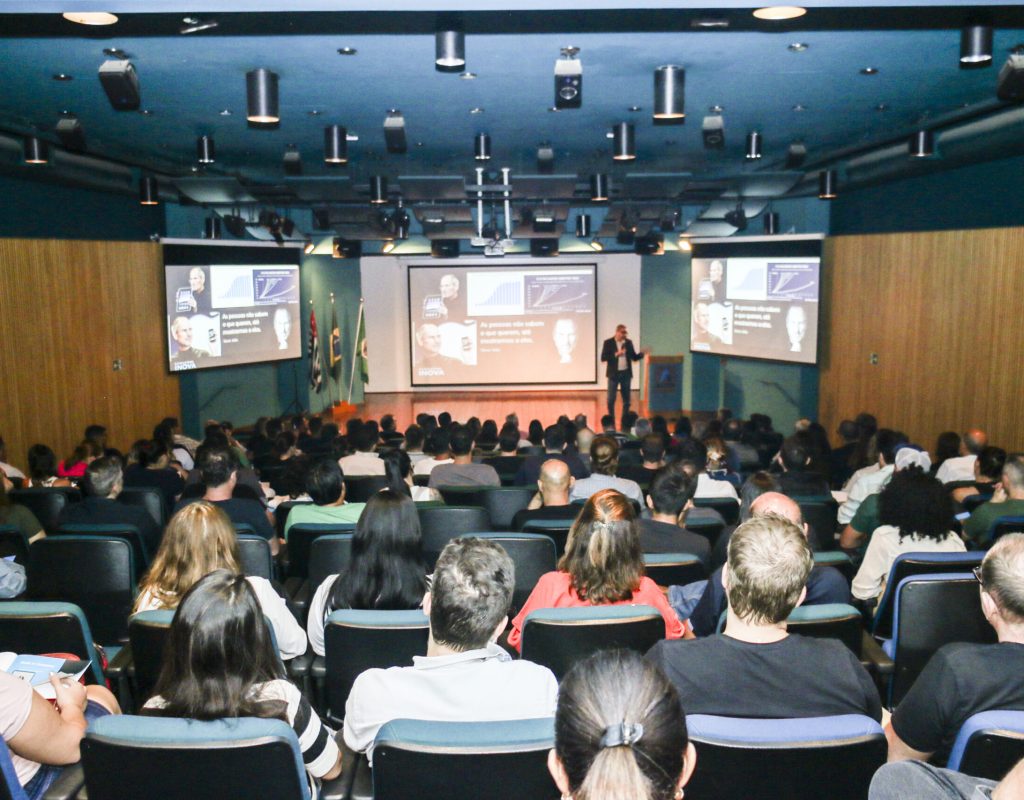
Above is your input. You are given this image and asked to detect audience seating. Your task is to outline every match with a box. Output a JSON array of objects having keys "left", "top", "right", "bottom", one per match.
[
  {"left": 289, "top": 534, "right": 355, "bottom": 623},
  {"left": 118, "top": 486, "right": 166, "bottom": 528},
  {"left": 237, "top": 533, "right": 275, "bottom": 580},
  {"left": 457, "top": 532, "right": 557, "bottom": 613},
  {"left": 127, "top": 609, "right": 175, "bottom": 708},
  {"left": 438, "top": 487, "right": 534, "bottom": 529},
  {"left": 519, "top": 605, "right": 664, "bottom": 682},
  {"left": 813, "top": 550, "right": 855, "bottom": 583},
  {"left": 796, "top": 495, "right": 840, "bottom": 550},
  {"left": 785, "top": 604, "right": 864, "bottom": 657},
  {"left": 685, "top": 714, "right": 886, "bottom": 800},
  {"left": 417, "top": 506, "right": 491, "bottom": 566},
  {"left": 643, "top": 552, "right": 706, "bottom": 587},
  {"left": 870, "top": 551, "right": 984, "bottom": 640},
  {"left": 885, "top": 572, "right": 996, "bottom": 707},
  {"left": 344, "top": 475, "right": 390, "bottom": 502},
  {"left": 56, "top": 522, "right": 149, "bottom": 571},
  {"left": 682, "top": 517, "right": 725, "bottom": 550},
  {"left": 519, "top": 519, "right": 574, "bottom": 556},
  {"left": 9, "top": 487, "right": 81, "bottom": 534},
  {"left": 81, "top": 716, "right": 318, "bottom": 800},
  {"left": 27, "top": 536, "right": 137, "bottom": 647},
  {"left": 317, "top": 609, "right": 429, "bottom": 726},
  {"left": 0, "top": 736, "right": 30, "bottom": 800},
  {"left": 275, "top": 499, "right": 313, "bottom": 540},
  {"left": 961, "top": 493, "right": 993, "bottom": 514},
  {"left": 0, "top": 601, "right": 107, "bottom": 684},
  {"left": 988, "top": 515, "right": 1024, "bottom": 543},
  {"left": 947, "top": 710, "right": 1024, "bottom": 781},
  {"left": 692, "top": 496, "right": 739, "bottom": 525},
  {"left": 372, "top": 718, "right": 559, "bottom": 800},
  {"left": 0, "top": 524, "right": 29, "bottom": 566},
  {"left": 285, "top": 522, "right": 356, "bottom": 581}
]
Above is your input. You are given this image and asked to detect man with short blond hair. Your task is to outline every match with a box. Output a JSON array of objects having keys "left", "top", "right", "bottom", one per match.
[{"left": 648, "top": 512, "right": 879, "bottom": 720}]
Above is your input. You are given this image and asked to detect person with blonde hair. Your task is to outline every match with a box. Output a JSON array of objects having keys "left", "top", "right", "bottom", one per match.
[
  {"left": 508, "top": 489, "right": 686, "bottom": 651},
  {"left": 134, "top": 501, "right": 306, "bottom": 660},
  {"left": 549, "top": 649, "right": 695, "bottom": 800}
]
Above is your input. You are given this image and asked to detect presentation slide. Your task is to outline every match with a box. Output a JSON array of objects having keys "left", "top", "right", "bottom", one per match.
[
  {"left": 408, "top": 264, "right": 597, "bottom": 386},
  {"left": 163, "top": 263, "right": 301, "bottom": 372},
  {"left": 690, "top": 253, "right": 820, "bottom": 365}
]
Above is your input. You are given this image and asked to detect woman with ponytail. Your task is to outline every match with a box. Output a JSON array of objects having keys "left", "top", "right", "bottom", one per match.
[
  {"left": 548, "top": 649, "right": 696, "bottom": 800},
  {"left": 382, "top": 449, "right": 442, "bottom": 503},
  {"left": 507, "top": 489, "right": 688, "bottom": 651}
]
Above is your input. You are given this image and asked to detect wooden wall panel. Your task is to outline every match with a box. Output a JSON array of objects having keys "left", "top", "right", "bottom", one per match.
[
  {"left": 0, "top": 239, "right": 180, "bottom": 473},
  {"left": 820, "top": 227, "right": 1024, "bottom": 454}
]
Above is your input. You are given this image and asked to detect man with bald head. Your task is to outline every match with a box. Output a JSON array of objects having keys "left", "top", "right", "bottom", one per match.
[
  {"left": 936, "top": 427, "right": 989, "bottom": 484},
  {"left": 686, "top": 492, "right": 849, "bottom": 637},
  {"left": 512, "top": 459, "right": 576, "bottom": 531}
]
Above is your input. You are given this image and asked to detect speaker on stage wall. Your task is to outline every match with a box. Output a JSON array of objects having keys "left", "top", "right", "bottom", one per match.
[{"left": 98, "top": 60, "right": 141, "bottom": 111}]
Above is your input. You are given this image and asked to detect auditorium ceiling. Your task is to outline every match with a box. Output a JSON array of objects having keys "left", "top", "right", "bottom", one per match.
[{"left": 1, "top": 1, "right": 1023, "bottom": 239}]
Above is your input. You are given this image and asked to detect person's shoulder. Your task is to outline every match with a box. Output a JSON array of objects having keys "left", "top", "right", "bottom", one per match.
[{"left": 252, "top": 678, "right": 301, "bottom": 705}]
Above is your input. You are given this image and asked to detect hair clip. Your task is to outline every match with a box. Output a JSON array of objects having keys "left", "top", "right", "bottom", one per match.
[{"left": 600, "top": 721, "right": 644, "bottom": 748}]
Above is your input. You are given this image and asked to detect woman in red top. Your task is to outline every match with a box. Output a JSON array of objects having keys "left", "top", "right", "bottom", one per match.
[{"left": 508, "top": 488, "right": 689, "bottom": 651}]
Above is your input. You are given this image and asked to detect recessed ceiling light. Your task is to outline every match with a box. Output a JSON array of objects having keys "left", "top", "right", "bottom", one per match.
[
  {"left": 788, "top": 42, "right": 808, "bottom": 52},
  {"left": 219, "top": 108, "right": 233, "bottom": 116},
  {"left": 548, "top": 106, "right": 560, "bottom": 113},
  {"left": 709, "top": 105, "right": 724, "bottom": 113},
  {"left": 860, "top": 67, "right": 879, "bottom": 75},
  {"left": 139, "top": 109, "right": 154, "bottom": 116},
  {"left": 792, "top": 103, "right": 807, "bottom": 111},
  {"left": 628, "top": 105, "right": 641, "bottom": 112},
  {"left": 459, "top": 72, "right": 477, "bottom": 80},
  {"left": 102, "top": 47, "right": 128, "bottom": 59},
  {"left": 470, "top": 107, "right": 484, "bottom": 114},
  {"left": 691, "top": 18, "right": 729, "bottom": 29},
  {"left": 52, "top": 73, "right": 73, "bottom": 81},
  {"left": 307, "top": 109, "right": 323, "bottom": 116},
  {"left": 63, "top": 11, "right": 118, "bottom": 25},
  {"left": 753, "top": 6, "right": 807, "bottom": 20},
  {"left": 337, "top": 47, "right": 358, "bottom": 55},
  {"left": 875, "top": 103, "right": 889, "bottom": 111}
]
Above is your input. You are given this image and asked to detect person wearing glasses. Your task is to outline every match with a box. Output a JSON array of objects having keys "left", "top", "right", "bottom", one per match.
[{"left": 884, "top": 533, "right": 1024, "bottom": 765}]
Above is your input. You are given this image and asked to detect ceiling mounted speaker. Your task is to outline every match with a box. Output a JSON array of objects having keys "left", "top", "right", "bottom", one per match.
[
  {"left": 55, "top": 117, "right": 86, "bottom": 152},
  {"left": 724, "top": 204, "right": 747, "bottom": 230},
  {"left": 333, "top": 237, "right": 362, "bottom": 258},
  {"left": 98, "top": 60, "right": 140, "bottom": 110}
]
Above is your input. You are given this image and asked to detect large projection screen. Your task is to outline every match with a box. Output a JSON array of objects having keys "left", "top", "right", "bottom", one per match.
[
  {"left": 408, "top": 263, "right": 597, "bottom": 386},
  {"left": 690, "top": 236, "right": 823, "bottom": 366}
]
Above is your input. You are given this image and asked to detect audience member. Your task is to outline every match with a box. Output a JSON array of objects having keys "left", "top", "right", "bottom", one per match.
[
  {"left": 617, "top": 434, "right": 666, "bottom": 486},
  {"left": 509, "top": 489, "right": 686, "bottom": 651},
  {"left": 428, "top": 424, "right": 500, "bottom": 488},
  {"left": 931, "top": 431, "right": 962, "bottom": 478},
  {"left": 122, "top": 439, "right": 186, "bottom": 515},
  {"left": 829, "top": 419, "right": 861, "bottom": 488},
  {"left": 949, "top": 445, "right": 1006, "bottom": 505},
  {"left": 936, "top": 427, "right": 988, "bottom": 484},
  {"left": 154, "top": 421, "right": 194, "bottom": 471},
  {"left": 0, "top": 435, "right": 24, "bottom": 480},
  {"left": 869, "top": 756, "right": 1024, "bottom": 800},
  {"left": 482, "top": 424, "right": 522, "bottom": 476},
  {"left": 343, "top": 537, "right": 558, "bottom": 761},
  {"left": 57, "top": 440, "right": 102, "bottom": 479},
  {"left": 25, "top": 444, "right": 71, "bottom": 488},
  {"left": 777, "top": 435, "right": 832, "bottom": 497},
  {"left": 512, "top": 459, "right": 578, "bottom": 530},
  {"left": 851, "top": 469, "right": 965, "bottom": 604},
  {"left": 686, "top": 493, "right": 848, "bottom": 637},
  {"left": 402, "top": 424, "right": 428, "bottom": 465},
  {"left": 639, "top": 468, "right": 711, "bottom": 566},
  {"left": 885, "top": 534, "right": 1024, "bottom": 764},
  {"left": 0, "top": 471, "right": 44, "bottom": 544},
  {"left": 963, "top": 452, "right": 1024, "bottom": 545},
  {"left": 569, "top": 436, "right": 643, "bottom": 505},
  {"left": 283, "top": 459, "right": 366, "bottom": 537},
  {"left": 306, "top": 490, "right": 427, "bottom": 656},
  {"left": 57, "top": 456, "right": 160, "bottom": 556},
  {"left": 134, "top": 502, "right": 305, "bottom": 660},
  {"left": 549, "top": 649, "right": 696, "bottom": 800},
  {"left": 837, "top": 429, "right": 908, "bottom": 525},
  {"left": 515, "top": 424, "right": 589, "bottom": 486},
  {"left": 337, "top": 425, "right": 384, "bottom": 476},
  {"left": 143, "top": 570, "right": 340, "bottom": 781},
  {"left": 382, "top": 449, "right": 441, "bottom": 502},
  {"left": 412, "top": 428, "right": 453, "bottom": 476},
  {"left": 526, "top": 419, "right": 545, "bottom": 447},
  {"left": 677, "top": 437, "right": 739, "bottom": 504},
  {"left": 648, "top": 512, "right": 881, "bottom": 720}
]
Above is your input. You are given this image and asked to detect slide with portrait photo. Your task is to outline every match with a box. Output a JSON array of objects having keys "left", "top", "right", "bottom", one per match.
[{"left": 408, "top": 264, "right": 597, "bottom": 386}]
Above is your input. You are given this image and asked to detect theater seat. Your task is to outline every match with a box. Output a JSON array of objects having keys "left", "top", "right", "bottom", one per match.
[
  {"left": 417, "top": 506, "right": 491, "bottom": 566},
  {"left": 519, "top": 519, "right": 574, "bottom": 556},
  {"left": 56, "top": 522, "right": 149, "bottom": 571},
  {"left": 344, "top": 476, "right": 390, "bottom": 503},
  {"left": 237, "top": 533, "right": 275, "bottom": 580},
  {"left": 127, "top": 609, "right": 175, "bottom": 708},
  {"left": 643, "top": 552, "right": 706, "bottom": 587},
  {"left": 947, "top": 710, "right": 1024, "bottom": 781},
  {"left": 118, "top": 486, "right": 166, "bottom": 528},
  {"left": 685, "top": 714, "right": 886, "bottom": 800},
  {"left": 0, "top": 524, "right": 29, "bottom": 567},
  {"left": 82, "top": 716, "right": 316, "bottom": 800},
  {"left": 988, "top": 515, "right": 1024, "bottom": 544},
  {"left": 458, "top": 533, "right": 557, "bottom": 614},
  {"left": 372, "top": 718, "right": 558, "bottom": 800},
  {"left": 289, "top": 534, "right": 354, "bottom": 624},
  {"left": 0, "top": 601, "right": 107, "bottom": 684},
  {"left": 286, "top": 522, "right": 356, "bottom": 581},
  {"left": 519, "top": 605, "right": 664, "bottom": 682},
  {"left": 692, "top": 496, "right": 739, "bottom": 525},
  {"left": 9, "top": 487, "right": 81, "bottom": 535}
]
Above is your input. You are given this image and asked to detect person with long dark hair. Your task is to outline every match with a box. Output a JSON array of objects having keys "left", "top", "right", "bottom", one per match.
[
  {"left": 382, "top": 450, "right": 441, "bottom": 502},
  {"left": 26, "top": 444, "right": 71, "bottom": 488},
  {"left": 306, "top": 490, "right": 428, "bottom": 656},
  {"left": 508, "top": 489, "right": 687, "bottom": 651},
  {"left": 548, "top": 650, "right": 696, "bottom": 800},
  {"left": 852, "top": 469, "right": 966, "bottom": 603},
  {"left": 143, "top": 570, "right": 341, "bottom": 784}
]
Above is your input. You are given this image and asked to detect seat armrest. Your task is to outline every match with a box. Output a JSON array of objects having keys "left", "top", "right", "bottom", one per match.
[
  {"left": 861, "top": 631, "right": 894, "bottom": 675},
  {"left": 311, "top": 655, "right": 326, "bottom": 679},
  {"left": 284, "top": 575, "right": 305, "bottom": 599},
  {"left": 104, "top": 644, "right": 133, "bottom": 679},
  {"left": 42, "top": 763, "right": 84, "bottom": 800}
]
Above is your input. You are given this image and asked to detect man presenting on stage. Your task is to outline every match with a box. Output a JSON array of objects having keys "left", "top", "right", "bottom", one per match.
[{"left": 601, "top": 323, "right": 645, "bottom": 427}]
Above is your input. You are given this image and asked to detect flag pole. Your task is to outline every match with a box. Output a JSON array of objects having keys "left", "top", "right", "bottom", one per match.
[
  {"left": 327, "top": 293, "right": 335, "bottom": 408},
  {"left": 346, "top": 299, "right": 364, "bottom": 405}
]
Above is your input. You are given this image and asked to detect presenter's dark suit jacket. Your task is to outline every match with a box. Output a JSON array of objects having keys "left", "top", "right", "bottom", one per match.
[{"left": 601, "top": 337, "right": 641, "bottom": 378}]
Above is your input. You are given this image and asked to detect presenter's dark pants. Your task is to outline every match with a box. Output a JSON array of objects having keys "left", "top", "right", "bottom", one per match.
[{"left": 607, "top": 371, "right": 631, "bottom": 423}]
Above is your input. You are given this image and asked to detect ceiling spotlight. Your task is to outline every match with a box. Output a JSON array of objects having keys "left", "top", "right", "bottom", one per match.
[
  {"left": 52, "top": 73, "right": 73, "bottom": 81},
  {"left": 590, "top": 238, "right": 604, "bottom": 251},
  {"left": 677, "top": 237, "right": 693, "bottom": 252},
  {"left": 860, "top": 67, "right": 879, "bottom": 75},
  {"left": 381, "top": 241, "right": 397, "bottom": 254},
  {"left": 324, "top": 125, "right": 348, "bottom": 164},
  {"left": 23, "top": 136, "right": 48, "bottom": 165},
  {"left": 764, "top": 211, "right": 779, "bottom": 235},
  {"left": 474, "top": 132, "right": 491, "bottom": 161},
  {"left": 246, "top": 68, "right": 279, "bottom": 124},
  {"left": 909, "top": 129, "right": 935, "bottom": 158},
  {"left": 303, "top": 240, "right": 316, "bottom": 255},
  {"left": 746, "top": 131, "right": 763, "bottom": 159},
  {"left": 204, "top": 216, "right": 222, "bottom": 239},
  {"left": 63, "top": 11, "right": 118, "bottom": 25},
  {"left": 196, "top": 134, "right": 215, "bottom": 164},
  {"left": 370, "top": 175, "right": 388, "bottom": 205},
  {"left": 818, "top": 169, "right": 837, "bottom": 200},
  {"left": 337, "top": 47, "right": 358, "bottom": 55},
  {"left": 612, "top": 122, "right": 636, "bottom": 160},
  {"left": 180, "top": 16, "right": 218, "bottom": 34},
  {"left": 653, "top": 65, "right": 685, "bottom": 121},
  {"left": 752, "top": 6, "right": 807, "bottom": 20},
  {"left": 459, "top": 71, "right": 477, "bottom": 80},
  {"left": 590, "top": 173, "right": 609, "bottom": 201},
  {"left": 139, "top": 175, "right": 159, "bottom": 206},
  {"left": 435, "top": 29, "right": 466, "bottom": 71},
  {"left": 575, "top": 214, "right": 591, "bottom": 238},
  {"left": 724, "top": 203, "right": 747, "bottom": 230},
  {"left": 788, "top": 42, "right": 808, "bottom": 52},
  {"left": 960, "top": 24, "right": 993, "bottom": 67}
]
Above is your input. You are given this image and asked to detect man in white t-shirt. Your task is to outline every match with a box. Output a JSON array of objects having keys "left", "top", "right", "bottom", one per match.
[
  {"left": 343, "top": 538, "right": 558, "bottom": 763},
  {"left": 936, "top": 428, "right": 988, "bottom": 485}
]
